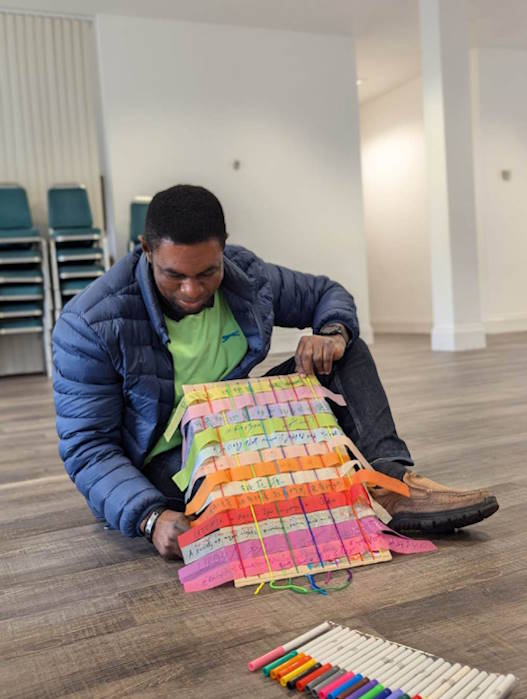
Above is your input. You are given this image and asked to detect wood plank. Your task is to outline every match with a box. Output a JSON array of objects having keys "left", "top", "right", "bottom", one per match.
[{"left": 0, "top": 333, "right": 525, "bottom": 697}]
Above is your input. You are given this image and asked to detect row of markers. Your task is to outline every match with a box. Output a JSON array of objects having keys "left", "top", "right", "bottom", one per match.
[{"left": 248, "top": 622, "right": 516, "bottom": 699}]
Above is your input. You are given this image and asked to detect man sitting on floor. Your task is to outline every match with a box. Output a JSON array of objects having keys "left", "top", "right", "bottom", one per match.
[{"left": 52, "top": 185, "right": 498, "bottom": 559}]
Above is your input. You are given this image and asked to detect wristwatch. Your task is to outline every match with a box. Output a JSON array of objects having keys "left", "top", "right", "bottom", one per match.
[
  {"left": 317, "top": 323, "right": 350, "bottom": 347},
  {"left": 143, "top": 507, "right": 166, "bottom": 543}
]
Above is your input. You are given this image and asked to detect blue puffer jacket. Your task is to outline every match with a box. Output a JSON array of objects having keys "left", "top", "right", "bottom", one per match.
[{"left": 52, "top": 245, "right": 359, "bottom": 537}]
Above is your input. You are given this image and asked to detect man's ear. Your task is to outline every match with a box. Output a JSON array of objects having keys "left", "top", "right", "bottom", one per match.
[{"left": 141, "top": 237, "right": 152, "bottom": 264}]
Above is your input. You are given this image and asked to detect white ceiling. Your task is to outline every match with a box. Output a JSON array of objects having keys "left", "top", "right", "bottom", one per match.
[{"left": 2, "top": 0, "right": 527, "bottom": 102}]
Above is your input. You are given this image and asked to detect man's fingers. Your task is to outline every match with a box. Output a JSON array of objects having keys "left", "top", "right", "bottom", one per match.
[
  {"left": 152, "top": 511, "right": 189, "bottom": 559},
  {"left": 301, "top": 345, "right": 314, "bottom": 375},
  {"left": 296, "top": 336, "right": 339, "bottom": 376},
  {"left": 296, "top": 338, "right": 313, "bottom": 375},
  {"left": 294, "top": 337, "right": 304, "bottom": 374},
  {"left": 312, "top": 340, "right": 332, "bottom": 375},
  {"left": 295, "top": 337, "right": 310, "bottom": 375},
  {"left": 312, "top": 342, "right": 324, "bottom": 374},
  {"left": 322, "top": 341, "right": 333, "bottom": 375}
]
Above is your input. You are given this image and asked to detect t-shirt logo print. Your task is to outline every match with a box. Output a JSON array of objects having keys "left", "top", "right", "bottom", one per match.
[{"left": 222, "top": 330, "right": 241, "bottom": 343}]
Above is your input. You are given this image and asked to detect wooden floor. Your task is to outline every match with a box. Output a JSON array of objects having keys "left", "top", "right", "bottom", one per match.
[{"left": 0, "top": 333, "right": 526, "bottom": 698}]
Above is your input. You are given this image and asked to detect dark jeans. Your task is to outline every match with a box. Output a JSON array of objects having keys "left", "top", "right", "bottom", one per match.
[{"left": 143, "top": 338, "right": 413, "bottom": 510}]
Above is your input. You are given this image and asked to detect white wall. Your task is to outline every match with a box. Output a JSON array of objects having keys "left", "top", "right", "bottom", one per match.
[
  {"left": 95, "top": 15, "right": 372, "bottom": 350},
  {"left": 360, "top": 51, "right": 527, "bottom": 335},
  {"left": 360, "top": 79, "right": 432, "bottom": 333},
  {"left": 472, "top": 49, "right": 527, "bottom": 333},
  {"left": 0, "top": 12, "right": 103, "bottom": 232}
]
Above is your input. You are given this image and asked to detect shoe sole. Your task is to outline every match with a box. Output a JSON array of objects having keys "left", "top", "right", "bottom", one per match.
[{"left": 388, "top": 496, "right": 499, "bottom": 534}]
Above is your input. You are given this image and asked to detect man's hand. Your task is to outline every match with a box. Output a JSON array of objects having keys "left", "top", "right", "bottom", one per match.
[
  {"left": 141, "top": 509, "right": 190, "bottom": 559},
  {"left": 295, "top": 334, "right": 346, "bottom": 376}
]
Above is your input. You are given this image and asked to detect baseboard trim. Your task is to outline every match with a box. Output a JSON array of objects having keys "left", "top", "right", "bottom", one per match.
[
  {"left": 373, "top": 315, "right": 527, "bottom": 336},
  {"left": 485, "top": 314, "right": 527, "bottom": 334},
  {"left": 372, "top": 319, "right": 432, "bottom": 334},
  {"left": 431, "top": 323, "right": 486, "bottom": 351}
]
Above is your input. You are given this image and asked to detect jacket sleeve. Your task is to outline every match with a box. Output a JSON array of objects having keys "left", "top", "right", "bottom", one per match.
[
  {"left": 263, "top": 261, "right": 360, "bottom": 342},
  {"left": 52, "top": 310, "right": 168, "bottom": 537}
]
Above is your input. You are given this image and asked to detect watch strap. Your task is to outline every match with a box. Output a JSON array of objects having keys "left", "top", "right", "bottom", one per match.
[
  {"left": 143, "top": 507, "right": 166, "bottom": 543},
  {"left": 318, "top": 323, "right": 350, "bottom": 346}
]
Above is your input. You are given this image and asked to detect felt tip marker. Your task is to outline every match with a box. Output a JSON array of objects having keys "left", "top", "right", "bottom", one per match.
[
  {"left": 327, "top": 674, "right": 363, "bottom": 699},
  {"left": 347, "top": 679, "right": 378, "bottom": 699},
  {"left": 296, "top": 664, "right": 333, "bottom": 692},
  {"left": 337, "top": 677, "right": 370, "bottom": 698},
  {"left": 248, "top": 621, "right": 332, "bottom": 671},
  {"left": 404, "top": 658, "right": 450, "bottom": 695},
  {"left": 440, "top": 667, "right": 481, "bottom": 699},
  {"left": 451, "top": 671, "right": 488, "bottom": 699},
  {"left": 309, "top": 667, "right": 346, "bottom": 695},
  {"left": 262, "top": 649, "right": 297, "bottom": 676},
  {"left": 428, "top": 664, "right": 472, "bottom": 699},
  {"left": 281, "top": 658, "right": 317, "bottom": 686},
  {"left": 289, "top": 663, "right": 323, "bottom": 690},
  {"left": 272, "top": 653, "right": 308, "bottom": 679},
  {"left": 419, "top": 662, "right": 462, "bottom": 696},
  {"left": 464, "top": 673, "right": 499, "bottom": 698},
  {"left": 361, "top": 683, "right": 387, "bottom": 699},
  {"left": 478, "top": 673, "right": 516, "bottom": 699},
  {"left": 320, "top": 671, "right": 357, "bottom": 699}
]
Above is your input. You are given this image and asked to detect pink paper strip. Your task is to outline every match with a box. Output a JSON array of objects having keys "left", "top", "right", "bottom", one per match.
[
  {"left": 180, "top": 534, "right": 394, "bottom": 591},
  {"left": 179, "top": 515, "right": 436, "bottom": 591},
  {"left": 182, "top": 517, "right": 377, "bottom": 567},
  {"left": 212, "top": 397, "right": 234, "bottom": 412},
  {"left": 254, "top": 391, "right": 276, "bottom": 406},
  {"left": 181, "top": 401, "right": 211, "bottom": 428},
  {"left": 234, "top": 451, "right": 260, "bottom": 466},
  {"left": 318, "top": 387, "right": 347, "bottom": 406},
  {"left": 283, "top": 445, "right": 309, "bottom": 458},
  {"left": 275, "top": 388, "right": 295, "bottom": 403},
  {"left": 306, "top": 443, "right": 331, "bottom": 455},
  {"left": 233, "top": 394, "right": 254, "bottom": 409},
  {"left": 179, "top": 382, "right": 346, "bottom": 432},
  {"left": 294, "top": 386, "right": 317, "bottom": 400},
  {"left": 180, "top": 517, "right": 376, "bottom": 580},
  {"left": 380, "top": 532, "right": 437, "bottom": 554},
  {"left": 260, "top": 448, "right": 285, "bottom": 461},
  {"left": 183, "top": 560, "right": 244, "bottom": 592}
]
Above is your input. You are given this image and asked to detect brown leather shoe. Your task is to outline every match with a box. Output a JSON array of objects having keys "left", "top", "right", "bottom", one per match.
[{"left": 371, "top": 471, "right": 499, "bottom": 533}]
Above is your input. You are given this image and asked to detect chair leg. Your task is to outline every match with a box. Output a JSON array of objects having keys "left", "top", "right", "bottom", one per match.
[
  {"left": 48, "top": 236, "right": 63, "bottom": 317},
  {"left": 40, "top": 238, "right": 53, "bottom": 377},
  {"left": 102, "top": 234, "right": 111, "bottom": 271}
]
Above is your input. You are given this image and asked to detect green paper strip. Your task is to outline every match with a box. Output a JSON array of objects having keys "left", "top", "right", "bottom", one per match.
[{"left": 165, "top": 396, "right": 190, "bottom": 440}]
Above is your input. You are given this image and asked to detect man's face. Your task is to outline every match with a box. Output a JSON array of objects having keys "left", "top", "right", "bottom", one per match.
[{"left": 143, "top": 238, "right": 224, "bottom": 315}]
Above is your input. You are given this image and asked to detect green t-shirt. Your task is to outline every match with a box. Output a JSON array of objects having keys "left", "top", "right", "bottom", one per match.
[{"left": 145, "top": 290, "right": 248, "bottom": 464}]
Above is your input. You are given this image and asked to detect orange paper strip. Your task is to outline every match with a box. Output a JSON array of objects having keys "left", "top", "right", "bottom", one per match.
[{"left": 187, "top": 451, "right": 345, "bottom": 515}]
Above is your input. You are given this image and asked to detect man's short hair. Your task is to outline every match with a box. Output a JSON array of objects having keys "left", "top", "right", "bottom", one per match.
[{"left": 144, "top": 185, "right": 228, "bottom": 249}]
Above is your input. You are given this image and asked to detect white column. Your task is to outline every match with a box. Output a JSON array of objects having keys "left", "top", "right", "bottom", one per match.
[{"left": 419, "top": 0, "right": 486, "bottom": 351}]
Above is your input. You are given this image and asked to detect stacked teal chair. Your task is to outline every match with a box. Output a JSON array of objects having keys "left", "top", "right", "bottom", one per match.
[
  {"left": 0, "top": 184, "right": 52, "bottom": 376},
  {"left": 47, "top": 184, "right": 110, "bottom": 320},
  {"left": 129, "top": 195, "right": 151, "bottom": 252}
]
